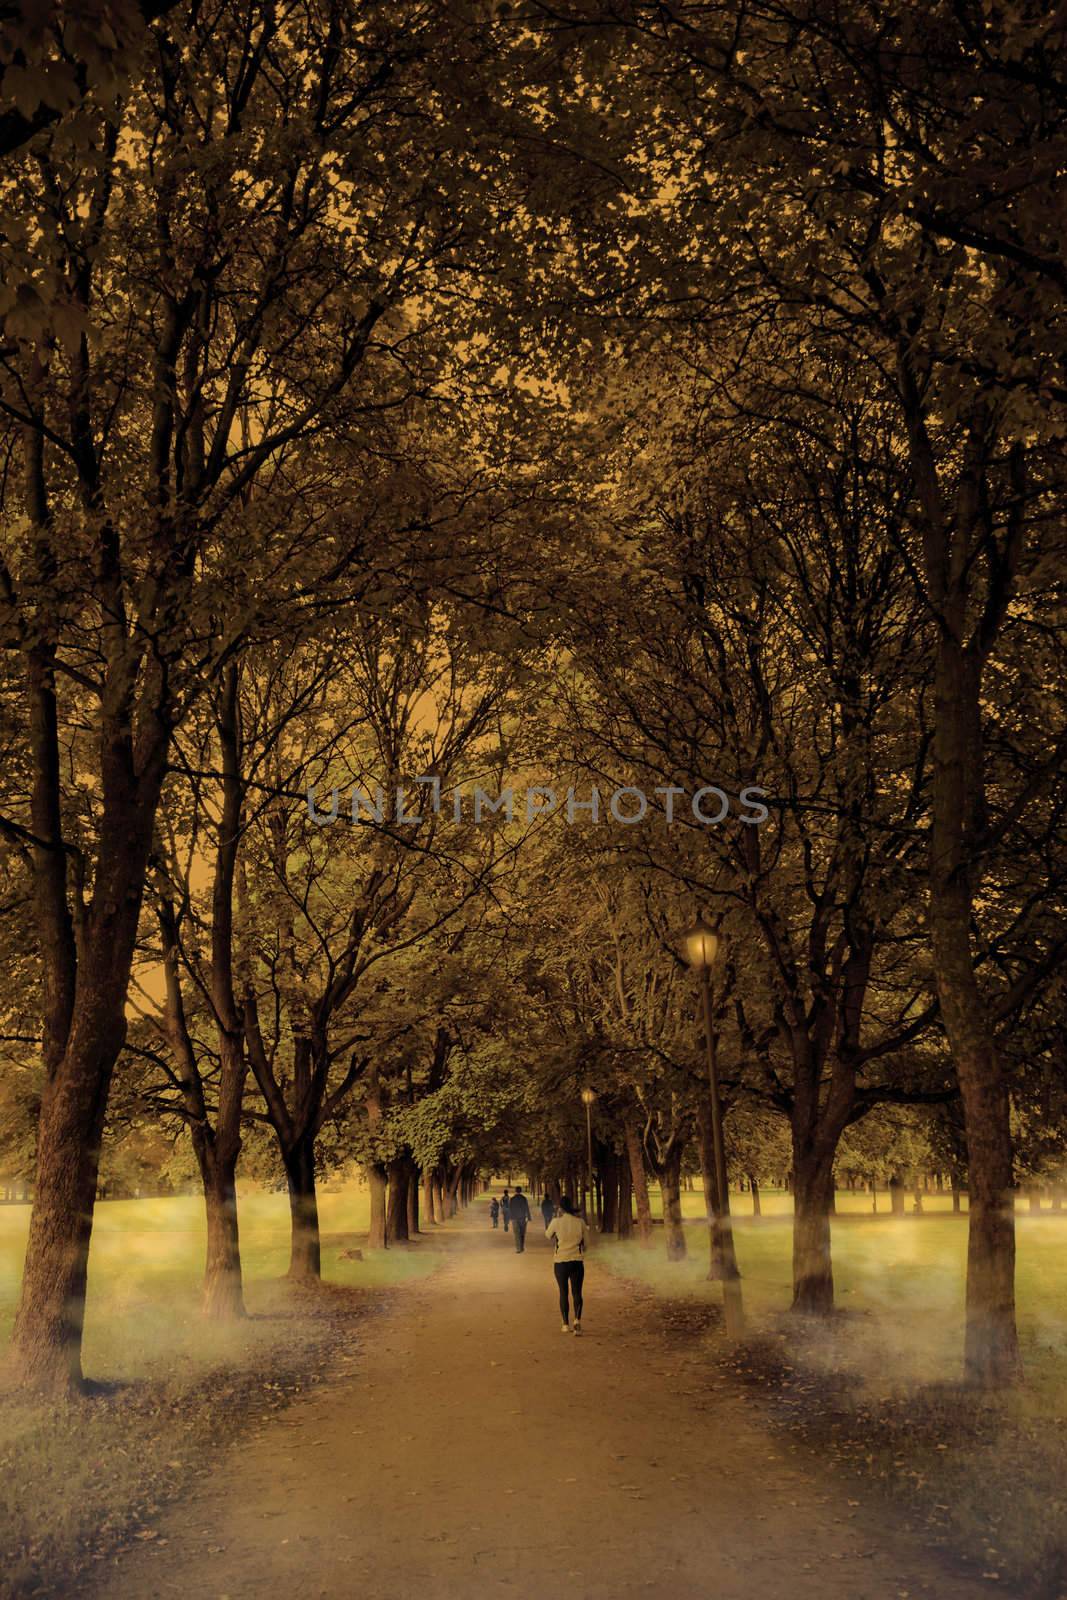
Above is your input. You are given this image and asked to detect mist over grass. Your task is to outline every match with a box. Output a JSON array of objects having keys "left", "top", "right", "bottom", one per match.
[
  {"left": 4, "top": 1185, "right": 1067, "bottom": 1594},
  {"left": 4, "top": 1182, "right": 1064, "bottom": 1392},
  {"left": 613, "top": 1188, "right": 1067, "bottom": 1391},
  {"left": 0, "top": 1181, "right": 447, "bottom": 1597},
  {"left": 0, "top": 1181, "right": 439, "bottom": 1381}
]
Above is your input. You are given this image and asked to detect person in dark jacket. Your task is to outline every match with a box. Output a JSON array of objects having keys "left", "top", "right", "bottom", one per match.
[
  {"left": 501, "top": 1188, "right": 511, "bottom": 1231},
  {"left": 490, "top": 1197, "right": 500, "bottom": 1228},
  {"left": 541, "top": 1191, "right": 555, "bottom": 1229},
  {"left": 509, "top": 1186, "right": 532, "bottom": 1252}
]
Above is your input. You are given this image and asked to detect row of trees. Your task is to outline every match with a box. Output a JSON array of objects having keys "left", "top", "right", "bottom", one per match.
[
  {"left": 0, "top": 0, "right": 557, "bottom": 1388},
  {"left": 1, "top": 0, "right": 1063, "bottom": 1395},
  {"left": 509, "top": 0, "right": 1066, "bottom": 1385}
]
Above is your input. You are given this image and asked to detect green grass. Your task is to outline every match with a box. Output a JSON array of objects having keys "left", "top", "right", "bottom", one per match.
[
  {"left": 669, "top": 1184, "right": 970, "bottom": 1219},
  {"left": 3, "top": 1182, "right": 1063, "bottom": 1388},
  {"left": 0, "top": 1182, "right": 440, "bottom": 1382},
  {"left": 613, "top": 1187, "right": 1067, "bottom": 1392}
]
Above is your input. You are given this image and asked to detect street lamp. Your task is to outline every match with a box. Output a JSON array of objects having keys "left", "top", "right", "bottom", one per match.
[
  {"left": 581, "top": 1087, "right": 597, "bottom": 1226},
  {"left": 682, "top": 921, "right": 720, "bottom": 970},
  {"left": 681, "top": 915, "right": 745, "bottom": 1337}
]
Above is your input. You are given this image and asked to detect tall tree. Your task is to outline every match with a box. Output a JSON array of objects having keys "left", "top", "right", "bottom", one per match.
[
  {"left": 1, "top": 0, "right": 507, "bottom": 1390},
  {"left": 561, "top": 358, "right": 952, "bottom": 1312},
  {"left": 240, "top": 611, "right": 521, "bottom": 1277},
  {"left": 518, "top": 0, "right": 1066, "bottom": 1382}
]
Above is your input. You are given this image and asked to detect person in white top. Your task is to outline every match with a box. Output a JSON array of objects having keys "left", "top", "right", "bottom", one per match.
[{"left": 545, "top": 1196, "right": 588, "bottom": 1334}]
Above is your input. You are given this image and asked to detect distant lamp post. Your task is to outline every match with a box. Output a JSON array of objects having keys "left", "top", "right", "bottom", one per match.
[
  {"left": 581, "top": 1087, "right": 597, "bottom": 1226},
  {"left": 681, "top": 916, "right": 745, "bottom": 1337}
]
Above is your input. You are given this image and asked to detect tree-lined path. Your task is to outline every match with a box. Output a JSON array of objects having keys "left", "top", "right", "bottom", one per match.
[{"left": 96, "top": 1212, "right": 976, "bottom": 1600}]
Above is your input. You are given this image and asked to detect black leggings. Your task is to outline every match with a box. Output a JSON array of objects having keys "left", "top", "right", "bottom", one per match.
[{"left": 554, "top": 1261, "right": 584, "bottom": 1321}]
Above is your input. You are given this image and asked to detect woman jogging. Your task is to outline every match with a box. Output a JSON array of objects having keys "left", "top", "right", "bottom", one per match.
[{"left": 545, "top": 1196, "right": 588, "bottom": 1335}]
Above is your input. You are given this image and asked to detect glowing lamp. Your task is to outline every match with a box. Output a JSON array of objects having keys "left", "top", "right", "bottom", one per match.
[{"left": 681, "top": 918, "right": 720, "bottom": 971}]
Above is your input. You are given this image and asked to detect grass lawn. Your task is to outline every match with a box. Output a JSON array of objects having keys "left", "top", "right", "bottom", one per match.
[
  {"left": 3, "top": 1180, "right": 1063, "bottom": 1393},
  {"left": 614, "top": 1186, "right": 1067, "bottom": 1390},
  {"left": 0, "top": 1181, "right": 439, "bottom": 1381}
]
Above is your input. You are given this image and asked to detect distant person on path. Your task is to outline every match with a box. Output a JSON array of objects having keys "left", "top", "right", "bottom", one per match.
[
  {"left": 546, "top": 1196, "right": 588, "bottom": 1334},
  {"left": 541, "top": 1191, "right": 555, "bottom": 1229},
  {"left": 490, "top": 1197, "right": 500, "bottom": 1228},
  {"left": 501, "top": 1188, "right": 511, "bottom": 1231},
  {"left": 509, "top": 1186, "right": 531, "bottom": 1252}
]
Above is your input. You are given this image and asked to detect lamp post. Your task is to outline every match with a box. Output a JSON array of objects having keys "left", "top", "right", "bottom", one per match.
[
  {"left": 681, "top": 917, "right": 745, "bottom": 1337},
  {"left": 581, "top": 1088, "right": 597, "bottom": 1226}
]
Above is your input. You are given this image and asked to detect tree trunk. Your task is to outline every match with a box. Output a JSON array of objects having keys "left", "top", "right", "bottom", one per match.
[
  {"left": 617, "top": 1153, "right": 633, "bottom": 1239},
  {"left": 933, "top": 798, "right": 1020, "bottom": 1383},
  {"left": 431, "top": 1174, "right": 445, "bottom": 1224},
  {"left": 368, "top": 1163, "right": 388, "bottom": 1249},
  {"left": 9, "top": 1027, "right": 117, "bottom": 1389},
  {"left": 284, "top": 1136, "right": 321, "bottom": 1280},
  {"left": 695, "top": 1097, "right": 725, "bottom": 1279},
  {"left": 407, "top": 1160, "right": 420, "bottom": 1235},
  {"left": 696, "top": 1092, "right": 741, "bottom": 1284},
  {"left": 600, "top": 1147, "right": 619, "bottom": 1233},
  {"left": 386, "top": 1159, "right": 410, "bottom": 1243},
  {"left": 695, "top": 1098, "right": 715, "bottom": 1241},
  {"left": 158, "top": 859, "right": 249, "bottom": 1314},
  {"left": 11, "top": 787, "right": 162, "bottom": 1390},
  {"left": 952, "top": 1183, "right": 963, "bottom": 1214},
  {"left": 748, "top": 1173, "right": 762, "bottom": 1218},
  {"left": 890, "top": 1174, "right": 906, "bottom": 1216},
  {"left": 422, "top": 1168, "right": 435, "bottom": 1225},
  {"left": 939, "top": 923, "right": 1020, "bottom": 1384},
  {"left": 195, "top": 1135, "right": 245, "bottom": 1319},
  {"left": 10, "top": 550, "right": 173, "bottom": 1394},
  {"left": 624, "top": 1117, "right": 653, "bottom": 1247},
  {"left": 1028, "top": 1184, "right": 1042, "bottom": 1215},
  {"left": 908, "top": 407, "right": 1022, "bottom": 1385},
  {"left": 661, "top": 1149, "right": 687, "bottom": 1261},
  {"left": 791, "top": 1148, "right": 836, "bottom": 1315}
]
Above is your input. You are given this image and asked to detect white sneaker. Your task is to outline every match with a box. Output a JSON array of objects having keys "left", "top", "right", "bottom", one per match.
[
  {"left": 573, "top": 1320, "right": 582, "bottom": 1336},
  {"left": 560, "top": 1322, "right": 570, "bottom": 1334}
]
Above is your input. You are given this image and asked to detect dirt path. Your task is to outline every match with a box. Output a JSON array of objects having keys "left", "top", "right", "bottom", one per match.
[{"left": 97, "top": 1212, "right": 982, "bottom": 1600}]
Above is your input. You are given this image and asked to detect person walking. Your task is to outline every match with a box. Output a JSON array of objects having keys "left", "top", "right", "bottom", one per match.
[
  {"left": 540, "top": 1191, "right": 555, "bottom": 1230},
  {"left": 509, "top": 1186, "right": 531, "bottom": 1252},
  {"left": 546, "top": 1196, "right": 588, "bottom": 1334},
  {"left": 501, "top": 1188, "right": 511, "bottom": 1232},
  {"left": 490, "top": 1196, "right": 500, "bottom": 1229}
]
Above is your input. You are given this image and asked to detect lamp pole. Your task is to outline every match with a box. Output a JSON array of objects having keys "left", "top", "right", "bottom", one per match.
[
  {"left": 682, "top": 918, "right": 745, "bottom": 1338},
  {"left": 700, "top": 968, "right": 740, "bottom": 1272},
  {"left": 581, "top": 1088, "right": 596, "bottom": 1227}
]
